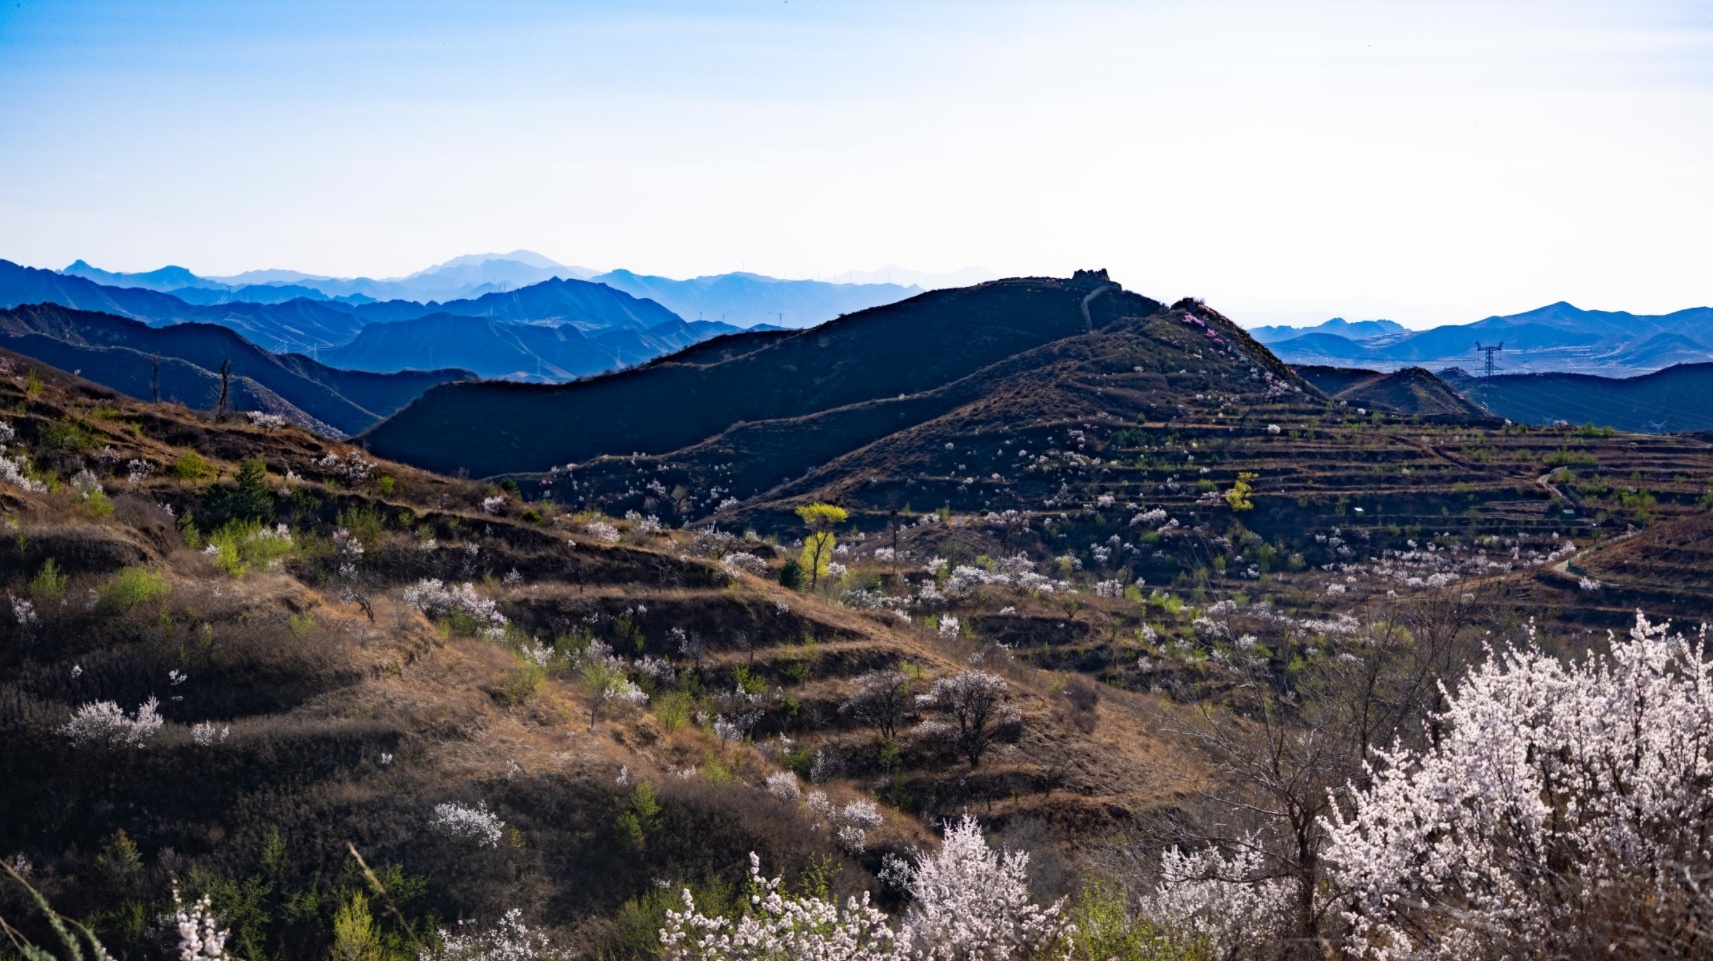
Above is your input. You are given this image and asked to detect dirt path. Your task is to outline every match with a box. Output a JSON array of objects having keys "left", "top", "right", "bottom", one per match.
[{"left": 1080, "top": 285, "right": 1111, "bottom": 331}]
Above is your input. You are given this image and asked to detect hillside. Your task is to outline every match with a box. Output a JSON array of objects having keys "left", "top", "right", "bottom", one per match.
[
  {"left": 7, "top": 330, "right": 1713, "bottom": 959},
  {"left": 0, "top": 304, "right": 472, "bottom": 436},
  {"left": 363, "top": 272, "right": 1190, "bottom": 478},
  {"left": 0, "top": 352, "right": 1215, "bottom": 959},
  {"left": 1446, "top": 362, "right": 1713, "bottom": 433},
  {"left": 1295, "top": 366, "right": 1495, "bottom": 422}
]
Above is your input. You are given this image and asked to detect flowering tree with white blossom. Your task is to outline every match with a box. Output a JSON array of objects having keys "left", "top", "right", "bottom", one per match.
[
  {"left": 660, "top": 816, "right": 1068, "bottom": 961},
  {"left": 1324, "top": 613, "right": 1713, "bottom": 959},
  {"left": 915, "top": 671, "right": 1020, "bottom": 769}
]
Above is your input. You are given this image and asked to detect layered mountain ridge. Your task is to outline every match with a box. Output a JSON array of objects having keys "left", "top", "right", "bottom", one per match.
[
  {"left": 0, "top": 304, "right": 472, "bottom": 436},
  {"left": 1262, "top": 302, "right": 1713, "bottom": 375}
]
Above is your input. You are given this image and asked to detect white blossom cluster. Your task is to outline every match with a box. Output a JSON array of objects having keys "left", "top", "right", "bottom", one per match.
[
  {"left": 430, "top": 800, "right": 505, "bottom": 848},
  {"left": 245, "top": 411, "right": 289, "bottom": 429},
  {"left": 0, "top": 436, "right": 43, "bottom": 493},
  {"left": 314, "top": 452, "right": 375, "bottom": 484},
  {"left": 174, "top": 885, "right": 231, "bottom": 961},
  {"left": 662, "top": 851, "right": 900, "bottom": 961},
  {"left": 423, "top": 908, "right": 568, "bottom": 961},
  {"left": 1322, "top": 532, "right": 1578, "bottom": 592},
  {"left": 583, "top": 521, "right": 621, "bottom": 544},
  {"left": 1133, "top": 839, "right": 1292, "bottom": 958},
  {"left": 661, "top": 817, "right": 1068, "bottom": 961},
  {"left": 62, "top": 697, "right": 164, "bottom": 748},
  {"left": 481, "top": 496, "right": 506, "bottom": 514},
  {"left": 720, "top": 552, "right": 768, "bottom": 576},
  {"left": 402, "top": 579, "right": 509, "bottom": 638},
  {"left": 191, "top": 721, "right": 231, "bottom": 746},
  {"left": 11, "top": 593, "right": 38, "bottom": 629},
  {"left": 764, "top": 771, "right": 801, "bottom": 801},
  {"left": 1326, "top": 614, "right": 1713, "bottom": 959}
]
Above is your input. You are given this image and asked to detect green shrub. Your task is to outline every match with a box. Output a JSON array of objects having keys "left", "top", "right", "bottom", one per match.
[
  {"left": 206, "top": 519, "right": 296, "bottom": 577},
  {"left": 177, "top": 511, "right": 204, "bottom": 549},
  {"left": 168, "top": 450, "right": 214, "bottom": 482},
  {"left": 201, "top": 457, "right": 273, "bottom": 524},
  {"left": 336, "top": 504, "right": 388, "bottom": 548},
  {"left": 29, "top": 558, "right": 68, "bottom": 600},
  {"left": 41, "top": 417, "right": 97, "bottom": 452},
  {"left": 614, "top": 781, "right": 663, "bottom": 846},
  {"left": 606, "top": 880, "right": 739, "bottom": 961},
  {"left": 77, "top": 487, "right": 115, "bottom": 519},
  {"left": 376, "top": 475, "right": 395, "bottom": 496},
  {"left": 651, "top": 691, "right": 692, "bottom": 731},
  {"left": 288, "top": 612, "right": 316, "bottom": 638},
  {"left": 777, "top": 557, "right": 805, "bottom": 590},
  {"left": 503, "top": 660, "right": 546, "bottom": 706},
  {"left": 99, "top": 566, "right": 171, "bottom": 612},
  {"left": 781, "top": 748, "right": 815, "bottom": 781}
]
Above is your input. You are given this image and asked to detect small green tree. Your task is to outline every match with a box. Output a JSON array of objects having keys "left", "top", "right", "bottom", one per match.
[
  {"left": 794, "top": 503, "right": 848, "bottom": 590},
  {"left": 328, "top": 891, "right": 391, "bottom": 961},
  {"left": 1224, "top": 472, "right": 1257, "bottom": 511}
]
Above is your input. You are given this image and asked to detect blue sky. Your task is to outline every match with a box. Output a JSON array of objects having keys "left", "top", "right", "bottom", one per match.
[{"left": 2, "top": 0, "right": 1710, "bottom": 327}]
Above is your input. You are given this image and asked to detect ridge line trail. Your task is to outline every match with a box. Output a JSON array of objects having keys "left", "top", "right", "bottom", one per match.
[{"left": 1080, "top": 285, "right": 1111, "bottom": 331}]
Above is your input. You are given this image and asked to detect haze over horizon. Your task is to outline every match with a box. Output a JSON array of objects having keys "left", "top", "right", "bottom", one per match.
[{"left": 3, "top": 0, "right": 1710, "bottom": 329}]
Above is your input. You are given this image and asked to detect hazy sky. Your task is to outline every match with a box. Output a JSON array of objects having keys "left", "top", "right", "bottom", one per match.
[{"left": 2, "top": 0, "right": 1709, "bottom": 327}]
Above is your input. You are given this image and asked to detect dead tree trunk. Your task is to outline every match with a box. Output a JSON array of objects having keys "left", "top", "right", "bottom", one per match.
[{"left": 214, "top": 359, "right": 232, "bottom": 421}]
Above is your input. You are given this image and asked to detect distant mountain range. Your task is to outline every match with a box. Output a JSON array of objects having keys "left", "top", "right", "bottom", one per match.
[
  {"left": 0, "top": 304, "right": 471, "bottom": 436},
  {"left": 1257, "top": 303, "right": 1713, "bottom": 375},
  {"left": 322, "top": 314, "right": 747, "bottom": 381},
  {"left": 590, "top": 270, "right": 918, "bottom": 328},
  {"left": 1249, "top": 317, "right": 1408, "bottom": 345},
  {"left": 57, "top": 252, "right": 923, "bottom": 331},
  {"left": 1, "top": 260, "right": 761, "bottom": 377},
  {"left": 63, "top": 250, "right": 601, "bottom": 304}
]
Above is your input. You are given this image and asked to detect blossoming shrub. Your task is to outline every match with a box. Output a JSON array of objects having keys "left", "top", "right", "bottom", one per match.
[
  {"left": 430, "top": 801, "right": 505, "bottom": 848},
  {"left": 661, "top": 816, "right": 1069, "bottom": 961},
  {"left": 1131, "top": 840, "right": 1291, "bottom": 960},
  {"left": 403, "top": 579, "right": 508, "bottom": 639},
  {"left": 1326, "top": 614, "right": 1713, "bottom": 959},
  {"left": 61, "top": 697, "right": 165, "bottom": 748}
]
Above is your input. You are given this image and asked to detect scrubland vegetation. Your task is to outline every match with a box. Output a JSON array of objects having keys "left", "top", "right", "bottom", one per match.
[{"left": 5, "top": 309, "right": 1713, "bottom": 961}]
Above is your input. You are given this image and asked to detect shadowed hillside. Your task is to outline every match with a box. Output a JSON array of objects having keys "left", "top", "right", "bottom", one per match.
[
  {"left": 1296, "top": 366, "right": 1496, "bottom": 423},
  {"left": 364, "top": 272, "right": 1169, "bottom": 477},
  {"left": 1445, "top": 363, "right": 1713, "bottom": 433},
  {"left": 0, "top": 304, "right": 473, "bottom": 436}
]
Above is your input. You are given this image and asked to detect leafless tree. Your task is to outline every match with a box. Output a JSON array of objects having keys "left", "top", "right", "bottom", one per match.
[
  {"left": 1155, "top": 585, "right": 1491, "bottom": 959},
  {"left": 840, "top": 669, "right": 913, "bottom": 741}
]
